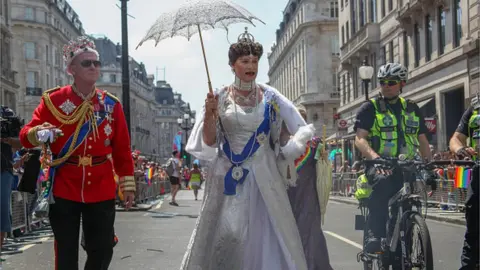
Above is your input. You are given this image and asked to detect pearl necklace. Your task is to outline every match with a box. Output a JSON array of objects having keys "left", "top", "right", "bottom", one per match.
[{"left": 233, "top": 76, "right": 256, "bottom": 91}]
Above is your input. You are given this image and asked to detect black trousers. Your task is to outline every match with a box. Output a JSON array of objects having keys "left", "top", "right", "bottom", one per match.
[
  {"left": 49, "top": 197, "right": 116, "bottom": 270},
  {"left": 366, "top": 166, "right": 404, "bottom": 238},
  {"left": 460, "top": 165, "right": 479, "bottom": 269}
]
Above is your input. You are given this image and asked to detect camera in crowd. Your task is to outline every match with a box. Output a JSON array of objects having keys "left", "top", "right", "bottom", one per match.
[{"left": 0, "top": 105, "right": 24, "bottom": 138}]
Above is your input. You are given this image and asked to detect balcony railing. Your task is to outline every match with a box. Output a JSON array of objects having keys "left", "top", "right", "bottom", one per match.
[
  {"left": 330, "top": 92, "right": 341, "bottom": 99},
  {"left": 340, "top": 23, "right": 380, "bottom": 61},
  {"left": 26, "top": 87, "right": 43, "bottom": 96}
]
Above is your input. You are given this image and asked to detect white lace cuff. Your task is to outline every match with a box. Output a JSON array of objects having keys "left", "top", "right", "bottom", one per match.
[{"left": 280, "top": 124, "right": 315, "bottom": 160}]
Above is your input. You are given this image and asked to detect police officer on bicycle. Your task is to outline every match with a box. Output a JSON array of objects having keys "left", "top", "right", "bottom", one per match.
[
  {"left": 354, "top": 62, "right": 432, "bottom": 253},
  {"left": 449, "top": 95, "right": 479, "bottom": 269}
]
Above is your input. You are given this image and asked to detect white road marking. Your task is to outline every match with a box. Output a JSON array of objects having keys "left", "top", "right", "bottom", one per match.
[
  {"left": 324, "top": 230, "right": 363, "bottom": 250},
  {"left": 327, "top": 200, "right": 342, "bottom": 205},
  {"left": 17, "top": 236, "right": 51, "bottom": 251},
  {"left": 154, "top": 199, "right": 164, "bottom": 210}
]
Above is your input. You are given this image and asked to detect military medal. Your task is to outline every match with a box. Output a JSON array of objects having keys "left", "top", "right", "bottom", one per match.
[
  {"left": 106, "top": 114, "right": 114, "bottom": 123},
  {"left": 59, "top": 99, "right": 76, "bottom": 115},
  {"left": 104, "top": 124, "right": 112, "bottom": 136},
  {"left": 231, "top": 166, "right": 243, "bottom": 181},
  {"left": 104, "top": 139, "right": 111, "bottom": 146}
]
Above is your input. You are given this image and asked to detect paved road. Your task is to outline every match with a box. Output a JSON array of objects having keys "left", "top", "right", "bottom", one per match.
[
  {"left": 2, "top": 192, "right": 467, "bottom": 270},
  {"left": 2, "top": 190, "right": 201, "bottom": 270},
  {"left": 324, "top": 200, "right": 466, "bottom": 270}
]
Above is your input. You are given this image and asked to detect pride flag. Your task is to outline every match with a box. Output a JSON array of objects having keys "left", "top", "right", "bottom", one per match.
[
  {"left": 145, "top": 167, "right": 154, "bottom": 186},
  {"left": 295, "top": 146, "right": 312, "bottom": 172},
  {"left": 454, "top": 167, "right": 471, "bottom": 189}
]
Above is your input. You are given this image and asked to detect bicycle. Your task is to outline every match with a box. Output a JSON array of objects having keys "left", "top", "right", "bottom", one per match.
[{"left": 354, "top": 157, "right": 455, "bottom": 270}]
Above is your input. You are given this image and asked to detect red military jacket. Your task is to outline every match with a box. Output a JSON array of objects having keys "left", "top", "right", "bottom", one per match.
[{"left": 20, "top": 85, "right": 134, "bottom": 203}]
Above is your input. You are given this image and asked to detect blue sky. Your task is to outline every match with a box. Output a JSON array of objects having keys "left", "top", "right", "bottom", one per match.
[{"left": 68, "top": 0, "right": 289, "bottom": 113}]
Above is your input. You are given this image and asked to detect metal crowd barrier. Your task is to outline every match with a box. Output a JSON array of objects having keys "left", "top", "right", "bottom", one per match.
[
  {"left": 134, "top": 175, "right": 171, "bottom": 204},
  {"left": 5, "top": 185, "right": 52, "bottom": 257},
  {"left": 330, "top": 172, "right": 468, "bottom": 210}
]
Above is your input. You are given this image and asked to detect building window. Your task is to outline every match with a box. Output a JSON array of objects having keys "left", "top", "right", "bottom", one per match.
[
  {"left": 340, "top": 0, "right": 344, "bottom": 9},
  {"left": 381, "top": 0, "right": 385, "bottom": 18},
  {"left": 438, "top": 7, "right": 446, "bottom": 55},
  {"left": 351, "top": 0, "right": 357, "bottom": 35},
  {"left": 425, "top": 15, "right": 432, "bottom": 62},
  {"left": 45, "top": 45, "right": 49, "bottom": 64},
  {"left": 330, "top": 1, "right": 339, "bottom": 18},
  {"left": 388, "top": 0, "right": 393, "bottom": 11},
  {"left": 370, "top": 0, "right": 377, "bottom": 22},
  {"left": 24, "top": 42, "right": 36, "bottom": 59},
  {"left": 403, "top": 31, "right": 409, "bottom": 68},
  {"left": 342, "top": 75, "right": 346, "bottom": 104},
  {"left": 414, "top": 23, "right": 420, "bottom": 67},
  {"left": 389, "top": 41, "right": 394, "bottom": 62},
  {"left": 353, "top": 68, "right": 359, "bottom": 98},
  {"left": 26, "top": 72, "right": 41, "bottom": 96},
  {"left": 46, "top": 74, "right": 49, "bottom": 88},
  {"left": 342, "top": 26, "right": 345, "bottom": 45},
  {"left": 347, "top": 73, "right": 351, "bottom": 102},
  {"left": 331, "top": 35, "right": 340, "bottom": 55},
  {"left": 346, "top": 21, "right": 350, "bottom": 40},
  {"left": 381, "top": 46, "right": 386, "bottom": 64},
  {"left": 27, "top": 72, "right": 37, "bottom": 87},
  {"left": 360, "top": 0, "right": 365, "bottom": 27},
  {"left": 453, "top": 0, "right": 462, "bottom": 47},
  {"left": 24, "top": 7, "right": 34, "bottom": 20}
]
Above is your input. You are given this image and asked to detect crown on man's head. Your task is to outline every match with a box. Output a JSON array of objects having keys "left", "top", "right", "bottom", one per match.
[{"left": 62, "top": 36, "right": 99, "bottom": 66}]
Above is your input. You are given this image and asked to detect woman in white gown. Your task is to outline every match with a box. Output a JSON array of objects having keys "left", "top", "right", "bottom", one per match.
[{"left": 180, "top": 29, "right": 315, "bottom": 270}]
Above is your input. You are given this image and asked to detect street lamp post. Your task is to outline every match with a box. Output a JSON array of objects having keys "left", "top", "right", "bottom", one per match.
[
  {"left": 358, "top": 60, "right": 375, "bottom": 101},
  {"left": 120, "top": 0, "right": 131, "bottom": 135},
  {"left": 177, "top": 113, "right": 195, "bottom": 167}
]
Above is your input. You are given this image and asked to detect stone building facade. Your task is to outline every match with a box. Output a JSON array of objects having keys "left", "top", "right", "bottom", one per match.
[
  {"left": 268, "top": 0, "right": 341, "bottom": 136},
  {"left": 338, "top": 0, "right": 479, "bottom": 150},
  {"left": 10, "top": 0, "right": 85, "bottom": 121},
  {"left": 1, "top": 0, "right": 20, "bottom": 111}
]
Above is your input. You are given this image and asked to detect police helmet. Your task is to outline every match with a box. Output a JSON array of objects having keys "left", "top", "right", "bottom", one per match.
[{"left": 377, "top": 62, "right": 408, "bottom": 81}]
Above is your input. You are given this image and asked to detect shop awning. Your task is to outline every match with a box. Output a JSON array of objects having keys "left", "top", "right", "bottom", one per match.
[
  {"left": 326, "top": 133, "right": 338, "bottom": 142},
  {"left": 416, "top": 98, "right": 433, "bottom": 109}
]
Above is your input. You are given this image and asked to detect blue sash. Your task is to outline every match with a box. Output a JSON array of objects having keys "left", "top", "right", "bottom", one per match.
[
  {"left": 222, "top": 100, "right": 274, "bottom": 195},
  {"left": 43, "top": 93, "right": 117, "bottom": 200}
]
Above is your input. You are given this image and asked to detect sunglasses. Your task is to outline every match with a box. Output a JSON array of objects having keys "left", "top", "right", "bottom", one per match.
[
  {"left": 80, "top": 60, "right": 101, "bottom": 68},
  {"left": 380, "top": 79, "right": 401, "bottom": 86}
]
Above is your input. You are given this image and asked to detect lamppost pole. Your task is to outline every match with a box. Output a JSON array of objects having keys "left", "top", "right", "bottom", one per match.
[
  {"left": 120, "top": 0, "right": 131, "bottom": 135},
  {"left": 178, "top": 113, "right": 194, "bottom": 168}
]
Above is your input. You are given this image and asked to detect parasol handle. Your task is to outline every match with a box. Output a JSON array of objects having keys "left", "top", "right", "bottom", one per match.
[
  {"left": 197, "top": 24, "right": 213, "bottom": 94},
  {"left": 322, "top": 125, "right": 326, "bottom": 152}
]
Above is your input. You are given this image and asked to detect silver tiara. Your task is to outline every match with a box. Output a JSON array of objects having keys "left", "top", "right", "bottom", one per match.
[{"left": 237, "top": 27, "right": 255, "bottom": 43}]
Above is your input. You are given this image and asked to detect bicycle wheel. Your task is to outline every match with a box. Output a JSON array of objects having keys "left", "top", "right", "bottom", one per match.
[{"left": 405, "top": 212, "right": 434, "bottom": 270}]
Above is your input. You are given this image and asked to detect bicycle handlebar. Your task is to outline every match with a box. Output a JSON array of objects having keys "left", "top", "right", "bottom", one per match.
[{"left": 362, "top": 159, "right": 477, "bottom": 169}]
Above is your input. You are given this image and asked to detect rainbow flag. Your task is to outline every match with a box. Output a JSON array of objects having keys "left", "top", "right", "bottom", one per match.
[
  {"left": 145, "top": 167, "right": 154, "bottom": 186},
  {"left": 454, "top": 167, "right": 471, "bottom": 189},
  {"left": 295, "top": 146, "right": 312, "bottom": 172}
]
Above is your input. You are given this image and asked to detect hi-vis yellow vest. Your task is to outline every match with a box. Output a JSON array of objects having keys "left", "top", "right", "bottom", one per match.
[
  {"left": 368, "top": 97, "right": 420, "bottom": 159},
  {"left": 468, "top": 109, "right": 480, "bottom": 160},
  {"left": 354, "top": 174, "right": 371, "bottom": 200}
]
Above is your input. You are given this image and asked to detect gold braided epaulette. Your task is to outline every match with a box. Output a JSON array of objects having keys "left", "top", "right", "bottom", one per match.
[
  {"left": 105, "top": 91, "right": 120, "bottom": 103},
  {"left": 43, "top": 86, "right": 61, "bottom": 97}
]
